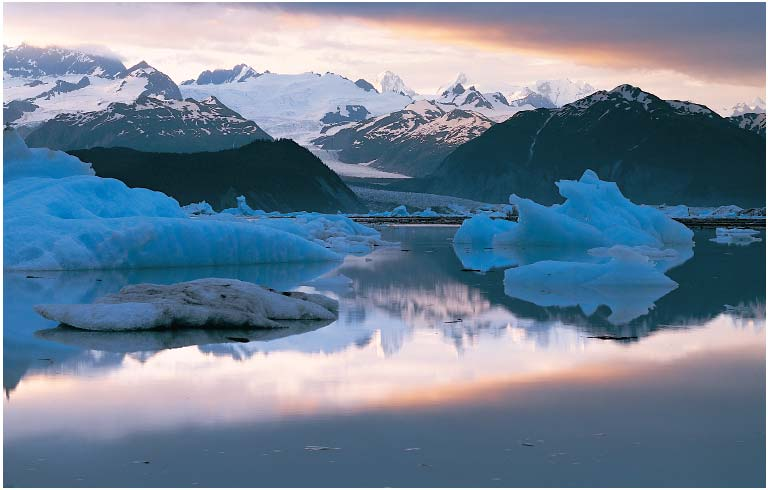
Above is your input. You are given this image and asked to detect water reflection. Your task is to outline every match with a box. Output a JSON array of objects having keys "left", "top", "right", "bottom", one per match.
[{"left": 3, "top": 228, "right": 765, "bottom": 438}]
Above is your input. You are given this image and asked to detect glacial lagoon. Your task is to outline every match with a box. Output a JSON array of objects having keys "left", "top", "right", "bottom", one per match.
[{"left": 4, "top": 226, "right": 765, "bottom": 487}]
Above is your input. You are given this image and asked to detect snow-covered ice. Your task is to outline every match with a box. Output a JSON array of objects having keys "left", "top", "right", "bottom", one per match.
[
  {"left": 4, "top": 130, "right": 340, "bottom": 270},
  {"left": 35, "top": 278, "right": 339, "bottom": 331}
]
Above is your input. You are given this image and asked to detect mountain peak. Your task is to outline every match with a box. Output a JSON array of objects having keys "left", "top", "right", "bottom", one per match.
[
  {"left": 534, "top": 79, "right": 597, "bottom": 107},
  {"left": 193, "top": 64, "right": 260, "bottom": 85},
  {"left": 123, "top": 61, "right": 155, "bottom": 75},
  {"left": 3, "top": 43, "right": 126, "bottom": 78},
  {"left": 377, "top": 71, "right": 415, "bottom": 97}
]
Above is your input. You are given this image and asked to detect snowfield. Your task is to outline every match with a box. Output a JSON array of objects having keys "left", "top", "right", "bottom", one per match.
[{"left": 180, "top": 72, "right": 412, "bottom": 141}]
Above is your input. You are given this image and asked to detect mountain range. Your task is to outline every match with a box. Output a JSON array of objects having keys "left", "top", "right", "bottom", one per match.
[
  {"left": 25, "top": 95, "right": 272, "bottom": 153},
  {"left": 406, "top": 84, "right": 765, "bottom": 207},
  {"left": 4, "top": 44, "right": 764, "bottom": 209},
  {"left": 313, "top": 100, "right": 495, "bottom": 176}
]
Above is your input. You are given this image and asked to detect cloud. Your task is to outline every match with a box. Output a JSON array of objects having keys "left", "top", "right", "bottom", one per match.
[{"left": 265, "top": 2, "right": 766, "bottom": 86}]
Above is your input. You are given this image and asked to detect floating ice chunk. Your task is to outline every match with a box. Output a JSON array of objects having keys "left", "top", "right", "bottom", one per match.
[
  {"left": 455, "top": 169, "right": 693, "bottom": 250},
  {"left": 4, "top": 131, "right": 339, "bottom": 270},
  {"left": 250, "top": 213, "right": 393, "bottom": 255},
  {"left": 710, "top": 227, "right": 763, "bottom": 246},
  {"left": 181, "top": 201, "right": 216, "bottom": 216},
  {"left": 414, "top": 207, "right": 439, "bottom": 217},
  {"left": 453, "top": 214, "right": 516, "bottom": 248},
  {"left": 503, "top": 246, "right": 678, "bottom": 324},
  {"left": 220, "top": 195, "right": 268, "bottom": 217},
  {"left": 390, "top": 205, "right": 409, "bottom": 217},
  {"left": 34, "top": 278, "right": 339, "bottom": 331}
]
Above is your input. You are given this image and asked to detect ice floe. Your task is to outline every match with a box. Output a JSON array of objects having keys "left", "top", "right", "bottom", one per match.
[
  {"left": 34, "top": 278, "right": 339, "bottom": 331},
  {"left": 3, "top": 130, "right": 353, "bottom": 270}
]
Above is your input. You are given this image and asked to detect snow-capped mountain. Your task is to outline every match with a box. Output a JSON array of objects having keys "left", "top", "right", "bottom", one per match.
[
  {"left": 505, "top": 87, "right": 557, "bottom": 109},
  {"left": 436, "top": 72, "right": 469, "bottom": 97},
  {"left": 24, "top": 95, "right": 272, "bottom": 152},
  {"left": 3, "top": 43, "right": 126, "bottom": 78},
  {"left": 377, "top": 71, "right": 416, "bottom": 97},
  {"left": 413, "top": 84, "right": 764, "bottom": 207},
  {"left": 313, "top": 99, "right": 495, "bottom": 176},
  {"left": 181, "top": 63, "right": 261, "bottom": 85},
  {"left": 530, "top": 79, "right": 596, "bottom": 106},
  {"left": 4, "top": 52, "right": 183, "bottom": 127},
  {"left": 726, "top": 97, "right": 766, "bottom": 116},
  {"left": 180, "top": 71, "right": 412, "bottom": 141},
  {"left": 433, "top": 81, "right": 528, "bottom": 122},
  {"left": 728, "top": 112, "right": 766, "bottom": 136}
]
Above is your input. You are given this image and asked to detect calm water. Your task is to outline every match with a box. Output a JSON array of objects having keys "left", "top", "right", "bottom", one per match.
[{"left": 4, "top": 227, "right": 765, "bottom": 487}]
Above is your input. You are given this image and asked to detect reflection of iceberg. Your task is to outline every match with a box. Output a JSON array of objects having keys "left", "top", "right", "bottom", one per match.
[
  {"left": 504, "top": 246, "right": 680, "bottom": 325},
  {"left": 453, "top": 170, "right": 695, "bottom": 325},
  {"left": 710, "top": 228, "right": 763, "bottom": 246},
  {"left": 36, "top": 320, "right": 333, "bottom": 353}
]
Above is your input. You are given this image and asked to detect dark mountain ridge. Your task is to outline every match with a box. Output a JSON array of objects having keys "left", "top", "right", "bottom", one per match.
[
  {"left": 407, "top": 84, "right": 765, "bottom": 207},
  {"left": 69, "top": 140, "right": 367, "bottom": 213}
]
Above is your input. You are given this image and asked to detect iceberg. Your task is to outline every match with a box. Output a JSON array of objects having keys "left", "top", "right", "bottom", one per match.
[
  {"left": 453, "top": 214, "right": 516, "bottom": 248},
  {"left": 455, "top": 170, "right": 693, "bottom": 250},
  {"left": 181, "top": 201, "right": 216, "bottom": 216},
  {"left": 34, "top": 278, "right": 339, "bottom": 331},
  {"left": 453, "top": 170, "right": 695, "bottom": 324},
  {"left": 4, "top": 130, "right": 340, "bottom": 270}
]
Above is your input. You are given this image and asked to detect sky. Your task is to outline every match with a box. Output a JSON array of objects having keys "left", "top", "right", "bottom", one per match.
[{"left": 3, "top": 2, "right": 765, "bottom": 112}]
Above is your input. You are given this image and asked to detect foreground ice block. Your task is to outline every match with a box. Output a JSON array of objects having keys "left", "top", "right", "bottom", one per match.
[
  {"left": 4, "top": 130, "right": 339, "bottom": 270},
  {"left": 34, "top": 278, "right": 339, "bottom": 331}
]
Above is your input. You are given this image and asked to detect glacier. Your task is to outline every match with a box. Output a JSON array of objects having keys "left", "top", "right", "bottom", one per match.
[{"left": 4, "top": 130, "right": 344, "bottom": 270}]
